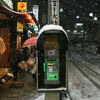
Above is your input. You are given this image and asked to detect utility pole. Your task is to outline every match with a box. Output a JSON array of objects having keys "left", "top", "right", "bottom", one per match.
[
  {"left": 48, "top": 0, "right": 59, "bottom": 25},
  {"left": 45, "top": 0, "right": 60, "bottom": 100}
]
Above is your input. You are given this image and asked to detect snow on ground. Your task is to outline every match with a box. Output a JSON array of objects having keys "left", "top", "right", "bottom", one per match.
[
  {"left": 31, "top": 93, "right": 45, "bottom": 100},
  {"left": 68, "top": 62, "right": 100, "bottom": 100}
]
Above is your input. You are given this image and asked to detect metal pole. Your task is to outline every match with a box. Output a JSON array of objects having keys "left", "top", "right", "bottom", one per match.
[{"left": 45, "top": 0, "right": 60, "bottom": 100}]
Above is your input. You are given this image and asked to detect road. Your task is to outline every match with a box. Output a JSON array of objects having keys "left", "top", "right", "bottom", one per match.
[{"left": 68, "top": 50, "right": 100, "bottom": 100}]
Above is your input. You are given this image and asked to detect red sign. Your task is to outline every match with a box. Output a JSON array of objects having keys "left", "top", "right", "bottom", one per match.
[{"left": 19, "top": 3, "right": 25, "bottom": 9}]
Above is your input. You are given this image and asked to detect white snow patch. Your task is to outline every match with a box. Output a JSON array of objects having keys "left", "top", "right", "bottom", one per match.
[
  {"left": 68, "top": 62, "right": 100, "bottom": 100},
  {"left": 38, "top": 24, "right": 68, "bottom": 38},
  {"left": 33, "top": 93, "right": 45, "bottom": 100}
]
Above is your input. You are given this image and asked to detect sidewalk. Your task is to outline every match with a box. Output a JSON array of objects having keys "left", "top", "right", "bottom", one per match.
[{"left": 0, "top": 69, "right": 39, "bottom": 100}]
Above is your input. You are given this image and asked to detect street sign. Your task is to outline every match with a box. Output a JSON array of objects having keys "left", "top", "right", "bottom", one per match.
[
  {"left": 33, "top": 5, "right": 39, "bottom": 21},
  {"left": 51, "top": 0, "right": 59, "bottom": 25}
]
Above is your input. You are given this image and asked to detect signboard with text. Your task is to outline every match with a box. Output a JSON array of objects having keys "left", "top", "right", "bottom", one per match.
[
  {"left": 17, "top": 2, "right": 27, "bottom": 13},
  {"left": 33, "top": 5, "right": 39, "bottom": 21},
  {"left": 51, "top": 0, "right": 59, "bottom": 25},
  {"left": 17, "top": 21, "right": 23, "bottom": 32},
  {"left": 17, "top": 2, "right": 27, "bottom": 32}
]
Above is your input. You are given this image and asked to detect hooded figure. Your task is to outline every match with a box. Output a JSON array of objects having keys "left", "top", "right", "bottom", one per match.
[{"left": 8, "top": 48, "right": 22, "bottom": 80}]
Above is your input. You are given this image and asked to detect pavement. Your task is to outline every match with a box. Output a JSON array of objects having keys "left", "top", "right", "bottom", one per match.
[
  {"left": 0, "top": 68, "right": 69, "bottom": 100},
  {"left": 0, "top": 68, "right": 40, "bottom": 100}
]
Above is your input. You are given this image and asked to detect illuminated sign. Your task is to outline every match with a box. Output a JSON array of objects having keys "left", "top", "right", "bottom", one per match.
[
  {"left": 33, "top": 25, "right": 38, "bottom": 31},
  {"left": 48, "top": 50, "right": 55, "bottom": 56},
  {"left": 33, "top": 5, "right": 39, "bottom": 21},
  {"left": 17, "top": 21, "right": 23, "bottom": 32},
  {"left": 17, "top": 2, "right": 27, "bottom": 13},
  {"left": 17, "top": 2, "right": 27, "bottom": 32},
  {"left": 48, "top": 63, "right": 54, "bottom": 66},
  {"left": 76, "top": 23, "right": 83, "bottom": 26}
]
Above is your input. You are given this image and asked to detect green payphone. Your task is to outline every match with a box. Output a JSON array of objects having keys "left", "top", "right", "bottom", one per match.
[
  {"left": 37, "top": 24, "right": 68, "bottom": 92},
  {"left": 44, "top": 60, "right": 58, "bottom": 81}
]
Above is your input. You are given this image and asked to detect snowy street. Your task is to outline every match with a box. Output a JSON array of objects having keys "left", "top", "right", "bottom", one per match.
[
  {"left": 68, "top": 50, "right": 100, "bottom": 100},
  {"left": 0, "top": 50, "right": 100, "bottom": 100}
]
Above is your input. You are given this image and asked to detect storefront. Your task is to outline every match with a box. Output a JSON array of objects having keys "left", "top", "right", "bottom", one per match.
[
  {"left": 0, "top": 2, "right": 38, "bottom": 68},
  {"left": 0, "top": 13, "right": 11, "bottom": 68}
]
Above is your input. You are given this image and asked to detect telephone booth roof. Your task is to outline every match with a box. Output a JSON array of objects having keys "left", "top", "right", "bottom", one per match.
[{"left": 38, "top": 24, "right": 68, "bottom": 39}]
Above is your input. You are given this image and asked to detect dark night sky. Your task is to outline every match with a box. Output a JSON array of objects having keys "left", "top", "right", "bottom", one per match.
[{"left": 60, "top": 0, "right": 100, "bottom": 32}]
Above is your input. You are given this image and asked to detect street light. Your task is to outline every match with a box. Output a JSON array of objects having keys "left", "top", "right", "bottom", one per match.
[
  {"left": 76, "top": 16, "right": 80, "bottom": 19},
  {"left": 60, "top": 8, "right": 63, "bottom": 12},
  {"left": 89, "top": 12, "right": 93, "bottom": 17},
  {"left": 94, "top": 16, "right": 98, "bottom": 21},
  {"left": 89, "top": 13, "right": 98, "bottom": 21}
]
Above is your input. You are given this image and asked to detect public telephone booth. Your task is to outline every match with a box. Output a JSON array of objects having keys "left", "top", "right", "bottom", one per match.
[{"left": 37, "top": 24, "right": 69, "bottom": 92}]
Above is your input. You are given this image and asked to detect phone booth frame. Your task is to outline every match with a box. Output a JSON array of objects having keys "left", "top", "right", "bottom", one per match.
[{"left": 37, "top": 24, "right": 69, "bottom": 92}]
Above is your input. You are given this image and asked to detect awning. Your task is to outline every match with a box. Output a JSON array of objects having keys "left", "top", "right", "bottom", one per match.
[{"left": 0, "top": 3, "right": 38, "bottom": 26}]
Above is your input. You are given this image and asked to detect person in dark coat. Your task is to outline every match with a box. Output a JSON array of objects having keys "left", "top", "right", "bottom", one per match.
[
  {"left": 31, "top": 48, "right": 37, "bottom": 82},
  {"left": 8, "top": 48, "right": 22, "bottom": 81}
]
